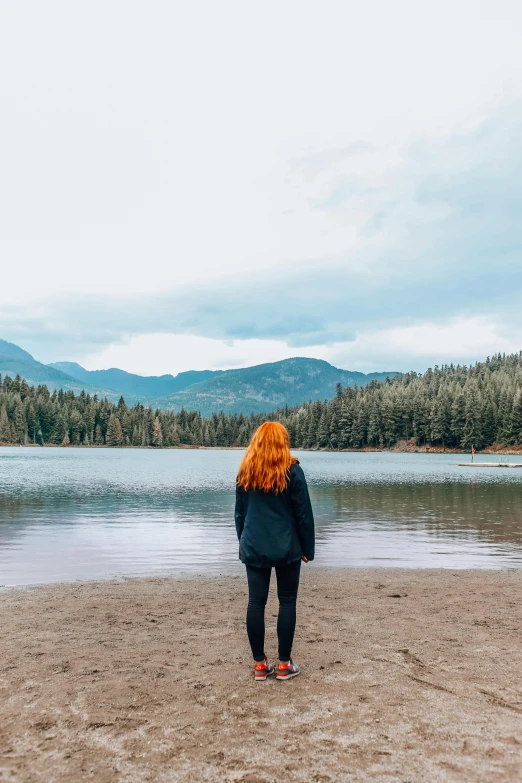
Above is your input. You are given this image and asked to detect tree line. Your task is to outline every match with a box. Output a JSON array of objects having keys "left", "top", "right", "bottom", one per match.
[{"left": 1, "top": 352, "right": 522, "bottom": 450}]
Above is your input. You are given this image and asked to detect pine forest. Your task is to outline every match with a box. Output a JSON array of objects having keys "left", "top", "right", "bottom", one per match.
[{"left": 2, "top": 353, "right": 522, "bottom": 451}]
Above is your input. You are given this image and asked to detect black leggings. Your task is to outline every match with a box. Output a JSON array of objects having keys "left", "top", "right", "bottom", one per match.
[{"left": 245, "top": 559, "right": 301, "bottom": 662}]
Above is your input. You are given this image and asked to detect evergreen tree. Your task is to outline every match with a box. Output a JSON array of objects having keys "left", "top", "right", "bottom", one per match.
[
  {"left": 0, "top": 405, "right": 12, "bottom": 442},
  {"left": 84, "top": 404, "right": 95, "bottom": 443},
  {"left": 412, "top": 391, "right": 430, "bottom": 445},
  {"left": 169, "top": 425, "right": 181, "bottom": 446},
  {"left": 367, "top": 400, "right": 381, "bottom": 446},
  {"left": 106, "top": 415, "right": 123, "bottom": 447},
  {"left": 69, "top": 409, "right": 83, "bottom": 445},
  {"left": 317, "top": 407, "right": 330, "bottom": 447},
  {"left": 462, "top": 380, "right": 482, "bottom": 449},
  {"left": 351, "top": 402, "right": 367, "bottom": 447},
  {"left": 381, "top": 395, "right": 399, "bottom": 446},
  {"left": 451, "top": 388, "right": 466, "bottom": 447},
  {"left": 13, "top": 401, "right": 26, "bottom": 444},
  {"left": 431, "top": 390, "right": 452, "bottom": 447},
  {"left": 338, "top": 401, "right": 354, "bottom": 448},
  {"left": 328, "top": 410, "right": 341, "bottom": 448},
  {"left": 152, "top": 417, "right": 163, "bottom": 447},
  {"left": 53, "top": 412, "right": 69, "bottom": 445},
  {"left": 510, "top": 388, "right": 522, "bottom": 445},
  {"left": 496, "top": 387, "right": 513, "bottom": 444},
  {"left": 3, "top": 351, "right": 522, "bottom": 452},
  {"left": 24, "top": 400, "right": 39, "bottom": 444},
  {"left": 481, "top": 396, "right": 497, "bottom": 446},
  {"left": 215, "top": 418, "right": 226, "bottom": 446}
]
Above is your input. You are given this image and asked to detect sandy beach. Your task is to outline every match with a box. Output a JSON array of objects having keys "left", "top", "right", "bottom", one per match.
[{"left": 1, "top": 568, "right": 521, "bottom": 782}]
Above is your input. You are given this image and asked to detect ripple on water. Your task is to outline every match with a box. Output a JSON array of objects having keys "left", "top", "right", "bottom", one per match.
[{"left": 1, "top": 448, "right": 522, "bottom": 584}]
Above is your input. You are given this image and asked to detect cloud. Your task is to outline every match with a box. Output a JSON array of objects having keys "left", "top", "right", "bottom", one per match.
[
  {"left": 81, "top": 315, "right": 521, "bottom": 375},
  {"left": 325, "top": 317, "right": 522, "bottom": 373},
  {"left": 82, "top": 335, "right": 326, "bottom": 376},
  {"left": 2, "top": 99, "right": 522, "bottom": 371}
]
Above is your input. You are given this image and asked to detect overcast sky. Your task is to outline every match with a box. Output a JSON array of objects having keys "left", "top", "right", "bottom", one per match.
[{"left": 1, "top": 0, "right": 522, "bottom": 376}]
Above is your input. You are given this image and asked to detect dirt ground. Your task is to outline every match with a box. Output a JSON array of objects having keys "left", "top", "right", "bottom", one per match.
[{"left": 1, "top": 568, "right": 521, "bottom": 783}]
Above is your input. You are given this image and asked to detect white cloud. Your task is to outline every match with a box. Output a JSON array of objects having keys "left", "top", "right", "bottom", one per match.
[
  {"left": 324, "top": 318, "right": 522, "bottom": 372},
  {"left": 82, "top": 334, "right": 312, "bottom": 376},
  {"left": 1, "top": 1, "right": 522, "bottom": 303},
  {"left": 80, "top": 316, "right": 521, "bottom": 376},
  {"left": 1, "top": 1, "right": 522, "bottom": 373}
]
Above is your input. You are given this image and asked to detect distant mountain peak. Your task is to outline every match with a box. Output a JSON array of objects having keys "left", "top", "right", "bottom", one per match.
[
  {"left": 2, "top": 338, "right": 399, "bottom": 415},
  {"left": 152, "top": 356, "right": 399, "bottom": 415},
  {"left": 0, "top": 338, "right": 35, "bottom": 363},
  {"left": 47, "top": 360, "right": 223, "bottom": 402}
]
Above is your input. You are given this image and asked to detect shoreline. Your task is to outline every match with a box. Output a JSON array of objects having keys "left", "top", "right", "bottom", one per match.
[
  {"left": 2, "top": 568, "right": 521, "bottom": 782},
  {"left": 3, "top": 442, "right": 522, "bottom": 455},
  {"left": 3, "top": 563, "right": 520, "bottom": 594}
]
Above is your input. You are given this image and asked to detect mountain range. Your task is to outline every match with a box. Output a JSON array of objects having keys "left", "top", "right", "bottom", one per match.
[
  {"left": 151, "top": 359, "right": 397, "bottom": 415},
  {"left": 49, "top": 361, "right": 220, "bottom": 404},
  {"left": 0, "top": 338, "right": 398, "bottom": 415}
]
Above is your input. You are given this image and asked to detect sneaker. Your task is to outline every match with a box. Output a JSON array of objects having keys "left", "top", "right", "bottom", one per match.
[
  {"left": 276, "top": 658, "right": 301, "bottom": 680},
  {"left": 254, "top": 657, "right": 275, "bottom": 681}
]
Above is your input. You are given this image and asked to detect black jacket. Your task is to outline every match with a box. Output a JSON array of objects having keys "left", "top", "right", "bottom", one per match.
[{"left": 235, "top": 461, "right": 315, "bottom": 568}]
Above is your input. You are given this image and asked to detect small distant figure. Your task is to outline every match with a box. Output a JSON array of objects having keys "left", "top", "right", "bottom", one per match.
[
  {"left": 235, "top": 422, "right": 315, "bottom": 682},
  {"left": 471, "top": 445, "right": 476, "bottom": 463}
]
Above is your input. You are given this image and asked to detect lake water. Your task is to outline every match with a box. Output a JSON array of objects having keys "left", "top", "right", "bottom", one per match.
[{"left": 1, "top": 448, "right": 522, "bottom": 585}]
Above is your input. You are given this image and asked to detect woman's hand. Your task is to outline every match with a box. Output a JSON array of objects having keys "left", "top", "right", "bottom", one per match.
[{"left": 302, "top": 556, "right": 309, "bottom": 563}]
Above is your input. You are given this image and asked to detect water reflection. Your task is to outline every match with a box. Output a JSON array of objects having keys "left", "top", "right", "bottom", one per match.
[{"left": 1, "top": 448, "right": 522, "bottom": 585}]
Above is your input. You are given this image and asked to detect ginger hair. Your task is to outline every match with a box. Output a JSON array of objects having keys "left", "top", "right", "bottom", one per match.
[{"left": 237, "top": 421, "right": 297, "bottom": 494}]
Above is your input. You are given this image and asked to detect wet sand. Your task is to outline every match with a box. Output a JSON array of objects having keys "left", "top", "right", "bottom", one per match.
[{"left": 1, "top": 568, "right": 521, "bottom": 782}]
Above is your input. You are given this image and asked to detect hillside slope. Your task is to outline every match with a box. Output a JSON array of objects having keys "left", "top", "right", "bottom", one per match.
[
  {"left": 49, "top": 362, "right": 221, "bottom": 401},
  {"left": 0, "top": 340, "right": 114, "bottom": 398},
  {"left": 155, "top": 357, "right": 398, "bottom": 415},
  {"left": 2, "top": 339, "right": 399, "bottom": 414}
]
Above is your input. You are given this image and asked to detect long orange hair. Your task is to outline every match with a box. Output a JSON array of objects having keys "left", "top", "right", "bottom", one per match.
[{"left": 237, "top": 422, "right": 297, "bottom": 494}]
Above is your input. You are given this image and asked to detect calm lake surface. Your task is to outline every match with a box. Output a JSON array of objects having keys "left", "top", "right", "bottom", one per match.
[{"left": 1, "top": 448, "right": 522, "bottom": 585}]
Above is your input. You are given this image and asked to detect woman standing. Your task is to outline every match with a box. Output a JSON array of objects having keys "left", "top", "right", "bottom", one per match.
[{"left": 235, "top": 422, "right": 315, "bottom": 681}]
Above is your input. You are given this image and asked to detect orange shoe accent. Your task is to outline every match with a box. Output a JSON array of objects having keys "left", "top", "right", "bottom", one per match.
[
  {"left": 253, "top": 657, "right": 274, "bottom": 681},
  {"left": 276, "top": 658, "right": 300, "bottom": 679}
]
